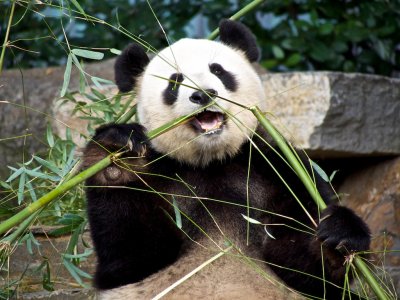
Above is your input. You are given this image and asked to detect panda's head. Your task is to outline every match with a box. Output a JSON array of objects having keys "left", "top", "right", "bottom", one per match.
[{"left": 115, "top": 20, "right": 266, "bottom": 166}]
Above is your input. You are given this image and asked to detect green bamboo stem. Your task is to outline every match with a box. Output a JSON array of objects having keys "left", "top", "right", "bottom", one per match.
[
  {"left": 208, "top": 0, "right": 266, "bottom": 40},
  {"left": 354, "top": 257, "right": 390, "bottom": 300},
  {"left": 251, "top": 106, "right": 389, "bottom": 300},
  {"left": 0, "top": 0, "right": 16, "bottom": 75},
  {"left": 250, "top": 106, "right": 327, "bottom": 210},
  {"left": 0, "top": 111, "right": 196, "bottom": 236},
  {"left": 116, "top": 103, "right": 137, "bottom": 124},
  {"left": 0, "top": 155, "right": 115, "bottom": 235},
  {"left": 1, "top": 210, "right": 41, "bottom": 245}
]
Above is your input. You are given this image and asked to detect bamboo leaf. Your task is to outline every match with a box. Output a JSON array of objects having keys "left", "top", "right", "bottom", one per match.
[
  {"left": 72, "top": 49, "right": 104, "bottom": 60},
  {"left": 91, "top": 76, "right": 114, "bottom": 88},
  {"left": 60, "top": 54, "right": 72, "bottom": 97},
  {"left": 6, "top": 166, "right": 24, "bottom": 182},
  {"left": 33, "top": 156, "right": 62, "bottom": 176},
  {"left": 62, "top": 258, "right": 86, "bottom": 286},
  {"left": 110, "top": 48, "right": 122, "bottom": 55},
  {"left": 48, "top": 224, "right": 76, "bottom": 236},
  {"left": 172, "top": 196, "right": 182, "bottom": 229},
  {"left": 330, "top": 170, "right": 338, "bottom": 182},
  {"left": 69, "top": 0, "right": 87, "bottom": 18},
  {"left": 79, "top": 70, "right": 86, "bottom": 94},
  {"left": 17, "top": 171, "right": 26, "bottom": 204},
  {"left": 63, "top": 249, "right": 93, "bottom": 259},
  {"left": 310, "top": 160, "right": 329, "bottom": 182},
  {"left": 46, "top": 124, "right": 54, "bottom": 148},
  {"left": 241, "top": 214, "right": 262, "bottom": 224},
  {"left": 26, "top": 181, "right": 37, "bottom": 202},
  {"left": 43, "top": 258, "right": 54, "bottom": 291},
  {"left": 264, "top": 225, "right": 276, "bottom": 239},
  {"left": 24, "top": 168, "right": 60, "bottom": 182},
  {"left": 70, "top": 53, "right": 85, "bottom": 74},
  {"left": 0, "top": 180, "right": 11, "bottom": 189}
]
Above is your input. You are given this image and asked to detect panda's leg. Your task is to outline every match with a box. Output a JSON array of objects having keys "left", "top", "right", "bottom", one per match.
[{"left": 83, "top": 124, "right": 183, "bottom": 290}]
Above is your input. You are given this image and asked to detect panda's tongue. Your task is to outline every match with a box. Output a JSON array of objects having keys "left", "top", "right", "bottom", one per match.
[{"left": 195, "top": 111, "right": 224, "bottom": 131}]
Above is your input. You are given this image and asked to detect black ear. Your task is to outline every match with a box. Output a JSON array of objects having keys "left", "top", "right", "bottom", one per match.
[
  {"left": 219, "top": 19, "right": 259, "bottom": 62},
  {"left": 114, "top": 43, "right": 150, "bottom": 93}
]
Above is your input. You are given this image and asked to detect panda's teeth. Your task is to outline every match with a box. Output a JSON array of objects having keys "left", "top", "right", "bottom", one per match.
[{"left": 190, "top": 110, "right": 225, "bottom": 135}]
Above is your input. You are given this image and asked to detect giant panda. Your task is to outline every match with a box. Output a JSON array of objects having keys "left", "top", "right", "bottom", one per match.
[{"left": 83, "top": 20, "right": 370, "bottom": 299}]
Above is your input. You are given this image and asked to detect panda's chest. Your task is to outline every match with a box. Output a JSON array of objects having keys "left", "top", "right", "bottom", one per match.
[{"left": 169, "top": 160, "right": 276, "bottom": 210}]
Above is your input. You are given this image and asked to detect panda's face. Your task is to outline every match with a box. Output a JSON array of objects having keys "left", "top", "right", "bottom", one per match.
[{"left": 137, "top": 38, "right": 266, "bottom": 166}]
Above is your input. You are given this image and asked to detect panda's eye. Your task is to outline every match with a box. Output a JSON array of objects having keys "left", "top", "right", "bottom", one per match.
[
  {"left": 208, "top": 63, "right": 237, "bottom": 92},
  {"left": 209, "top": 63, "right": 225, "bottom": 76}
]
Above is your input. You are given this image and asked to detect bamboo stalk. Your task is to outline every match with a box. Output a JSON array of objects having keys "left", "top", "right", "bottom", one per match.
[
  {"left": 0, "top": 111, "right": 196, "bottom": 236},
  {"left": 354, "top": 258, "right": 389, "bottom": 300},
  {"left": 0, "top": 155, "right": 115, "bottom": 235},
  {"left": 250, "top": 106, "right": 389, "bottom": 300},
  {"left": 0, "top": 0, "right": 16, "bottom": 75},
  {"left": 250, "top": 106, "right": 327, "bottom": 210}
]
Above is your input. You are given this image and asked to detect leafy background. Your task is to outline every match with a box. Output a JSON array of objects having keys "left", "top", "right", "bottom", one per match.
[{"left": 1, "top": 0, "right": 400, "bottom": 76}]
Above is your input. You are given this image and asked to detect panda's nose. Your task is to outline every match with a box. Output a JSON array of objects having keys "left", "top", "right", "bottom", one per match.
[{"left": 189, "top": 89, "right": 218, "bottom": 105}]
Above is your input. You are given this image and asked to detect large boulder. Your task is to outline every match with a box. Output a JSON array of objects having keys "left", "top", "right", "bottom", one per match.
[{"left": 262, "top": 72, "right": 400, "bottom": 157}]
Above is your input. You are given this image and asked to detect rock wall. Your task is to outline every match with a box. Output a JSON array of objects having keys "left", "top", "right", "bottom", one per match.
[
  {"left": 0, "top": 59, "right": 115, "bottom": 179},
  {"left": 339, "top": 156, "right": 400, "bottom": 293}
]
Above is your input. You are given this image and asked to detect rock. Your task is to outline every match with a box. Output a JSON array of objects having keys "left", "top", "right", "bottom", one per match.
[
  {"left": 0, "top": 59, "right": 115, "bottom": 179},
  {"left": 262, "top": 72, "right": 400, "bottom": 157},
  {"left": 338, "top": 156, "right": 400, "bottom": 294},
  {"left": 20, "top": 289, "right": 95, "bottom": 300},
  {"left": 4, "top": 229, "right": 96, "bottom": 296}
]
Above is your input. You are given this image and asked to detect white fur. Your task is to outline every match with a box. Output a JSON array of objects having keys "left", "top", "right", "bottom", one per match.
[{"left": 137, "top": 38, "right": 266, "bottom": 166}]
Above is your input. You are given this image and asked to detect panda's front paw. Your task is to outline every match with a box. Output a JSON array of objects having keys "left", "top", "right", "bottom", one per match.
[
  {"left": 317, "top": 205, "right": 370, "bottom": 254},
  {"left": 92, "top": 123, "right": 148, "bottom": 156},
  {"left": 83, "top": 123, "right": 148, "bottom": 184}
]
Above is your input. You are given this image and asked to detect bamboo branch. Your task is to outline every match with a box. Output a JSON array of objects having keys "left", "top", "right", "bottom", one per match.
[
  {"left": 250, "top": 106, "right": 390, "bottom": 300},
  {"left": 0, "top": 111, "right": 196, "bottom": 236},
  {"left": 0, "top": 0, "right": 16, "bottom": 75}
]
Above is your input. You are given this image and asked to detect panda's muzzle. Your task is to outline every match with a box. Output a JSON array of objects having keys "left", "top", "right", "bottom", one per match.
[
  {"left": 189, "top": 89, "right": 226, "bottom": 135},
  {"left": 191, "top": 109, "right": 226, "bottom": 135}
]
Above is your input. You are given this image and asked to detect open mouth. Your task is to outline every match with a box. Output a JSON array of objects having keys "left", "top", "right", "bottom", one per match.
[{"left": 190, "top": 109, "right": 226, "bottom": 135}]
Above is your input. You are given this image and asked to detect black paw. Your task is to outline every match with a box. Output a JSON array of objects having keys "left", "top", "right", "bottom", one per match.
[
  {"left": 317, "top": 205, "right": 370, "bottom": 254},
  {"left": 93, "top": 123, "right": 148, "bottom": 156}
]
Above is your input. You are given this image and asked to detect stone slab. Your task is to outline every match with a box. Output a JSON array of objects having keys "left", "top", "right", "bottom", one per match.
[{"left": 262, "top": 72, "right": 400, "bottom": 157}]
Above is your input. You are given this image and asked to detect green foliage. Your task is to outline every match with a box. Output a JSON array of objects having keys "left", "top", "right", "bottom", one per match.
[
  {"left": 0, "top": 132, "right": 83, "bottom": 226},
  {"left": 2, "top": 0, "right": 400, "bottom": 77}
]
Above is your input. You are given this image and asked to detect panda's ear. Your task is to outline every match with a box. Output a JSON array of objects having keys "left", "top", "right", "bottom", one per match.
[
  {"left": 219, "top": 19, "right": 259, "bottom": 62},
  {"left": 114, "top": 43, "right": 150, "bottom": 93}
]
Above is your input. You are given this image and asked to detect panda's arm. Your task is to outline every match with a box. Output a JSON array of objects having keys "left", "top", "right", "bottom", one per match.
[{"left": 83, "top": 123, "right": 184, "bottom": 290}]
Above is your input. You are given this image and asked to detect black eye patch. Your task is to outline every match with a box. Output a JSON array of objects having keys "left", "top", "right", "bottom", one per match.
[
  {"left": 163, "top": 73, "right": 184, "bottom": 105},
  {"left": 209, "top": 63, "right": 237, "bottom": 92}
]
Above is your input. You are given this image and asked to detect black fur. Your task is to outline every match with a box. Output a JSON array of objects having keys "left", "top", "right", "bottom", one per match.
[
  {"left": 209, "top": 63, "right": 238, "bottom": 92},
  {"left": 163, "top": 73, "right": 184, "bottom": 105},
  {"left": 84, "top": 124, "right": 370, "bottom": 298},
  {"left": 219, "top": 19, "right": 260, "bottom": 62},
  {"left": 115, "top": 43, "right": 150, "bottom": 92}
]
